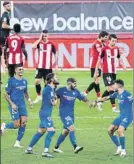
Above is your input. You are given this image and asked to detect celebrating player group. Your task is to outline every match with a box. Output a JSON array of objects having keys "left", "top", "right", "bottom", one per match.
[{"left": 0, "top": 18, "right": 133, "bottom": 158}]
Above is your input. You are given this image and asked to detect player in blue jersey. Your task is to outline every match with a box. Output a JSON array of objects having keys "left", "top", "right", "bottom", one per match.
[
  {"left": 1, "top": 64, "right": 33, "bottom": 148},
  {"left": 53, "top": 78, "right": 94, "bottom": 154},
  {"left": 97, "top": 79, "right": 133, "bottom": 157},
  {"left": 25, "top": 73, "right": 59, "bottom": 158}
]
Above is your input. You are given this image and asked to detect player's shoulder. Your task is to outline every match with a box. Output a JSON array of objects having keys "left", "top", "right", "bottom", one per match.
[
  {"left": 123, "top": 90, "right": 131, "bottom": 96},
  {"left": 56, "top": 87, "right": 66, "bottom": 92},
  {"left": 22, "top": 77, "right": 27, "bottom": 83},
  {"left": 8, "top": 77, "right": 14, "bottom": 82}
]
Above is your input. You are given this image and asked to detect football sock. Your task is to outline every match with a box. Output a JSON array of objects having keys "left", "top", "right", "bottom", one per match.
[
  {"left": 86, "top": 82, "right": 95, "bottom": 93},
  {"left": 119, "top": 136, "right": 125, "bottom": 149},
  {"left": 29, "top": 132, "right": 44, "bottom": 148},
  {"left": 5, "top": 122, "right": 14, "bottom": 129},
  {"left": 16, "top": 126, "right": 26, "bottom": 141},
  {"left": 35, "top": 84, "right": 41, "bottom": 95},
  {"left": 69, "top": 131, "right": 77, "bottom": 147},
  {"left": 110, "top": 135, "right": 120, "bottom": 147},
  {"left": 44, "top": 131, "right": 55, "bottom": 149},
  {"left": 94, "top": 83, "right": 101, "bottom": 97},
  {"left": 102, "top": 90, "right": 109, "bottom": 97},
  {"left": 55, "top": 133, "right": 67, "bottom": 148}
]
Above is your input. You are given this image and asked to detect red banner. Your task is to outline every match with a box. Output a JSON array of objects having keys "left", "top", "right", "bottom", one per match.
[{"left": 24, "top": 37, "right": 132, "bottom": 69}]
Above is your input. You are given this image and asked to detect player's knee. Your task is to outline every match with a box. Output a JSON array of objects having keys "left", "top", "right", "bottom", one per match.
[
  {"left": 108, "top": 128, "right": 113, "bottom": 136},
  {"left": 117, "top": 128, "right": 124, "bottom": 136},
  {"left": 38, "top": 128, "right": 46, "bottom": 134},
  {"left": 62, "top": 129, "right": 69, "bottom": 136},
  {"left": 68, "top": 125, "right": 75, "bottom": 131},
  {"left": 14, "top": 121, "right": 20, "bottom": 128},
  {"left": 21, "top": 120, "right": 27, "bottom": 127},
  {"left": 35, "top": 80, "right": 40, "bottom": 85}
]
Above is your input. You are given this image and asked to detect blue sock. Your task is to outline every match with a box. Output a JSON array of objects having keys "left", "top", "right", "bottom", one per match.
[
  {"left": 55, "top": 133, "right": 67, "bottom": 147},
  {"left": 119, "top": 136, "right": 125, "bottom": 149},
  {"left": 69, "top": 131, "right": 77, "bottom": 146},
  {"left": 29, "top": 132, "right": 44, "bottom": 148},
  {"left": 16, "top": 127, "right": 26, "bottom": 141},
  {"left": 5, "top": 122, "right": 14, "bottom": 129},
  {"left": 110, "top": 135, "right": 120, "bottom": 147},
  {"left": 45, "top": 131, "right": 55, "bottom": 148}
]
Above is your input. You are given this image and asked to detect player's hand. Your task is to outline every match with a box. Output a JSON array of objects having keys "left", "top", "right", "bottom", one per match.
[
  {"left": 39, "top": 33, "right": 43, "bottom": 41},
  {"left": 11, "top": 103, "right": 18, "bottom": 111},
  {"left": 87, "top": 101, "right": 93, "bottom": 108},
  {"left": 29, "top": 100, "right": 34, "bottom": 109}
]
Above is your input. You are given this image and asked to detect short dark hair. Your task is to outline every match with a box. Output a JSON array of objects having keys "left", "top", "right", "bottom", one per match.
[
  {"left": 3, "top": 2, "right": 10, "bottom": 6},
  {"left": 67, "top": 78, "right": 77, "bottom": 83},
  {"left": 46, "top": 73, "right": 55, "bottom": 83},
  {"left": 109, "top": 34, "right": 117, "bottom": 40},
  {"left": 13, "top": 24, "right": 21, "bottom": 33},
  {"left": 99, "top": 31, "right": 109, "bottom": 38},
  {"left": 15, "top": 63, "right": 23, "bottom": 69},
  {"left": 42, "top": 30, "right": 48, "bottom": 33},
  {"left": 114, "top": 79, "right": 124, "bottom": 87}
]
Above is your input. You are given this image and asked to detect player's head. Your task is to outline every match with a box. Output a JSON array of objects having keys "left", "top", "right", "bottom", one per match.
[
  {"left": 46, "top": 73, "right": 59, "bottom": 88},
  {"left": 42, "top": 30, "right": 48, "bottom": 42},
  {"left": 13, "top": 24, "right": 21, "bottom": 33},
  {"left": 98, "top": 31, "right": 109, "bottom": 42},
  {"left": 3, "top": 2, "right": 11, "bottom": 12},
  {"left": 14, "top": 64, "right": 24, "bottom": 77},
  {"left": 109, "top": 34, "right": 117, "bottom": 47},
  {"left": 113, "top": 79, "right": 124, "bottom": 90},
  {"left": 67, "top": 78, "right": 77, "bottom": 90}
]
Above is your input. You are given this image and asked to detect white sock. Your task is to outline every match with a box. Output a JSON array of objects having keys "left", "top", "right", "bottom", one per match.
[
  {"left": 117, "top": 146, "right": 121, "bottom": 150},
  {"left": 15, "top": 140, "right": 20, "bottom": 144},
  {"left": 44, "top": 148, "right": 48, "bottom": 153},
  {"left": 122, "top": 149, "right": 126, "bottom": 152}
]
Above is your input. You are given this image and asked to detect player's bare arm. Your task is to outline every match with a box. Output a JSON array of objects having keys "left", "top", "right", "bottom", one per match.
[
  {"left": 51, "top": 97, "right": 57, "bottom": 106},
  {"left": 22, "top": 43, "right": 28, "bottom": 60},
  {"left": 24, "top": 91, "right": 33, "bottom": 108},
  {"left": 82, "top": 97, "right": 95, "bottom": 108},
  {"left": 94, "top": 58, "right": 101, "bottom": 78},
  {"left": 32, "top": 33, "right": 43, "bottom": 49},
  {"left": 2, "top": 21, "right": 11, "bottom": 30},
  {"left": 4, "top": 92, "right": 17, "bottom": 111}
]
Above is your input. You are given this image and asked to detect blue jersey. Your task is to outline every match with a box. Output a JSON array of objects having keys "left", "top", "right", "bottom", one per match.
[
  {"left": 5, "top": 77, "right": 28, "bottom": 105},
  {"left": 56, "top": 87, "right": 85, "bottom": 117},
  {"left": 109, "top": 90, "right": 133, "bottom": 118},
  {"left": 39, "top": 85, "right": 55, "bottom": 119}
]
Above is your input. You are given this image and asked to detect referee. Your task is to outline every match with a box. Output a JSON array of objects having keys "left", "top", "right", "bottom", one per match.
[{"left": 0, "top": 1, "right": 11, "bottom": 46}]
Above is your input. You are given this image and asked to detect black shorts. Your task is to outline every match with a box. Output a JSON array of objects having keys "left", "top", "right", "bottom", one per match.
[
  {"left": 35, "top": 68, "right": 52, "bottom": 80},
  {"left": 103, "top": 73, "right": 116, "bottom": 86},
  {"left": 91, "top": 68, "right": 101, "bottom": 78},
  {"left": 0, "top": 36, "right": 7, "bottom": 46},
  {"left": 8, "top": 63, "right": 23, "bottom": 78}
]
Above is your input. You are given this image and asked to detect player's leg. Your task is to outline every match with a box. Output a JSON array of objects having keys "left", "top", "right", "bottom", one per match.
[
  {"left": 25, "top": 127, "right": 46, "bottom": 154},
  {"left": 43, "top": 118, "right": 55, "bottom": 158},
  {"left": 108, "top": 117, "right": 121, "bottom": 155},
  {"left": 14, "top": 116, "right": 27, "bottom": 148},
  {"left": 1, "top": 105, "right": 20, "bottom": 135},
  {"left": 53, "top": 128, "right": 69, "bottom": 153},
  {"left": 84, "top": 68, "right": 96, "bottom": 95},
  {"left": 33, "top": 68, "right": 42, "bottom": 104},
  {"left": 117, "top": 118, "right": 132, "bottom": 157}
]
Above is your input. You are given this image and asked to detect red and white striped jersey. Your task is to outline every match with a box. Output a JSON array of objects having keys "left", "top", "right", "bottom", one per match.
[
  {"left": 5, "top": 34, "right": 24, "bottom": 64},
  {"left": 37, "top": 40, "right": 56, "bottom": 69},
  {"left": 100, "top": 46, "right": 120, "bottom": 74},
  {"left": 90, "top": 39, "right": 105, "bottom": 68}
]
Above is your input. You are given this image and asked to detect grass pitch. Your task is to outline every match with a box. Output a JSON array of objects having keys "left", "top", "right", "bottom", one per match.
[{"left": 1, "top": 70, "right": 133, "bottom": 164}]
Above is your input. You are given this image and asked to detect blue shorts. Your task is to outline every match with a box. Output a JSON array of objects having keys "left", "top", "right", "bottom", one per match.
[
  {"left": 39, "top": 117, "right": 54, "bottom": 129},
  {"left": 8, "top": 104, "right": 27, "bottom": 121},
  {"left": 61, "top": 116, "right": 74, "bottom": 129},
  {"left": 112, "top": 116, "right": 132, "bottom": 129}
]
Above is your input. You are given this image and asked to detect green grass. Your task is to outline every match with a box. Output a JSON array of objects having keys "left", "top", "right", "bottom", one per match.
[{"left": 1, "top": 70, "right": 133, "bottom": 164}]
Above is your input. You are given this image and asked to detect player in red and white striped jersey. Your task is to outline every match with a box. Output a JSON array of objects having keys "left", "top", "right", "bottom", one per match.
[
  {"left": 94, "top": 34, "right": 126, "bottom": 112},
  {"left": 4, "top": 24, "right": 28, "bottom": 77},
  {"left": 84, "top": 31, "right": 109, "bottom": 101},
  {"left": 32, "top": 30, "right": 58, "bottom": 104}
]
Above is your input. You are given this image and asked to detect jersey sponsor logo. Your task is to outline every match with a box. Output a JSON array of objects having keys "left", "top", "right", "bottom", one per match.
[
  {"left": 16, "top": 86, "right": 26, "bottom": 90},
  {"left": 63, "top": 95, "right": 76, "bottom": 101}
]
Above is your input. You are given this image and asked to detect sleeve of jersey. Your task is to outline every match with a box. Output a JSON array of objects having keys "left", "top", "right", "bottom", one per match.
[
  {"left": 100, "top": 48, "right": 105, "bottom": 59},
  {"left": 5, "top": 79, "right": 12, "bottom": 94},
  {"left": 2, "top": 14, "right": 7, "bottom": 23},
  {"left": 76, "top": 90, "right": 85, "bottom": 101},
  {"left": 24, "top": 80, "right": 28, "bottom": 92},
  {"left": 109, "top": 92, "right": 118, "bottom": 99}
]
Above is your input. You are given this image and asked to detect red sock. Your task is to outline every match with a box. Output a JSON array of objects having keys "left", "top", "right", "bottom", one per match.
[
  {"left": 85, "top": 90, "right": 88, "bottom": 94},
  {"left": 96, "top": 92, "right": 101, "bottom": 98},
  {"left": 37, "top": 93, "right": 41, "bottom": 96},
  {"left": 112, "top": 104, "right": 116, "bottom": 108}
]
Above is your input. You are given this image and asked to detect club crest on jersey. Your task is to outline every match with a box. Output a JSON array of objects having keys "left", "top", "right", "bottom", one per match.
[
  {"left": 23, "top": 81, "right": 26, "bottom": 84},
  {"left": 73, "top": 92, "right": 75, "bottom": 95}
]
